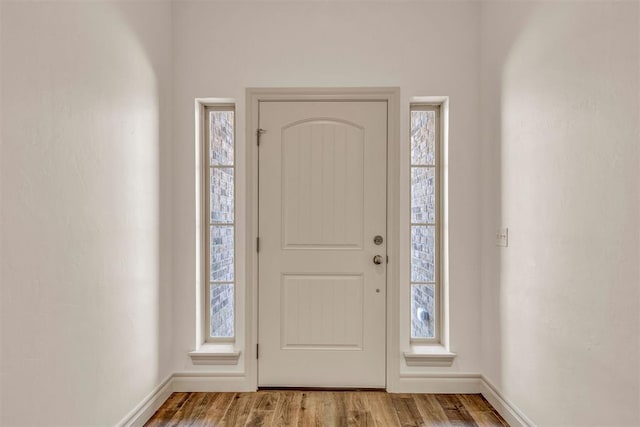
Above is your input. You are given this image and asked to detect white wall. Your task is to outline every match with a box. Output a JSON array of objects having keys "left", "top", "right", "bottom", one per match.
[
  {"left": 0, "top": 1, "right": 173, "bottom": 425},
  {"left": 171, "top": 0, "right": 483, "bottom": 381},
  {"left": 480, "top": 1, "right": 640, "bottom": 425},
  {"left": 3, "top": 1, "right": 638, "bottom": 424}
]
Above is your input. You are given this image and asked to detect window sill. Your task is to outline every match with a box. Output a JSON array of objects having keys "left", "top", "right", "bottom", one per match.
[
  {"left": 403, "top": 345, "right": 456, "bottom": 367},
  {"left": 189, "top": 344, "right": 241, "bottom": 365}
]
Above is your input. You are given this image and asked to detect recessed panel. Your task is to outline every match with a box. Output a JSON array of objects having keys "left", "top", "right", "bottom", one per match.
[
  {"left": 281, "top": 121, "right": 364, "bottom": 249},
  {"left": 281, "top": 274, "right": 363, "bottom": 348}
]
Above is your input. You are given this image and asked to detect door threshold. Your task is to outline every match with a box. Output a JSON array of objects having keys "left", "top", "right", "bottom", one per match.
[{"left": 258, "top": 387, "right": 386, "bottom": 392}]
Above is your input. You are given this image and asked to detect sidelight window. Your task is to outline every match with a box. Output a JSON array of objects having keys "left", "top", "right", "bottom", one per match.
[
  {"left": 410, "top": 105, "right": 440, "bottom": 342},
  {"left": 205, "top": 106, "right": 235, "bottom": 341}
]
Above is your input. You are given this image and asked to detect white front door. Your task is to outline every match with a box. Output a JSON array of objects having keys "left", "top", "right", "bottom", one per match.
[{"left": 258, "top": 100, "right": 387, "bottom": 388}]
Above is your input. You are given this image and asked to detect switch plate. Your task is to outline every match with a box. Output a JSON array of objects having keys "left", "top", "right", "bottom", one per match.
[{"left": 496, "top": 228, "right": 508, "bottom": 247}]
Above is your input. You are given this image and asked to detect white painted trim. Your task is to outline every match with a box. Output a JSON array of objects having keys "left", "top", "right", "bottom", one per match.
[
  {"left": 395, "top": 373, "right": 481, "bottom": 394},
  {"left": 194, "top": 98, "right": 238, "bottom": 349},
  {"left": 439, "top": 98, "right": 450, "bottom": 350},
  {"left": 116, "top": 374, "right": 173, "bottom": 427},
  {"left": 408, "top": 104, "right": 442, "bottom": 345},
  {"left": 403, "top": 350, "right": 456, "bottom": 367},
  {"left": 480, "top": 376, "right": 535, "bottom": 427},
  {"left": 172, "top": 371, "right": 246, "bottom": 377},
  {"left": 188, "top": 349, "right": 242, "bottom": 365},
  {"left": 392, "top": 372, "right": 535, "bottom": 427},
  {"left": 404, "top": 96, "right": 450, "bottom": 352},
  {"left": 117, "top": 371, "right": 534, "bottom": 427},
  {"left": 246, "top": 87, "right": 401, "bottom": 391},
  {"left": 172, "top": 371, "right": 255, "bottom": 392},
  {"left": 398, "top": 96, "right": 451, "bottom": 381},
  {"left": 385, "top": 88, "right": 401, "bottom": 393}
]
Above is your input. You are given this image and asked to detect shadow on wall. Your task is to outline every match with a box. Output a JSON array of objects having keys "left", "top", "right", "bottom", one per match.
[
  {"left": 484, "top": 1, "right": 639, "bottom": 425},
  {"left": 1, "top": 1, "right": 172, "bottom": 425},
  {"left": 480, "top": 0, "right": 528, "bottom": 400},
  {"left": 482, "top": 1, "right": 552, "bottom": 397},
  {"left": 483, "top": 1, "right": 599, "bottom": 392},
  {"left": 109, "top": 0, "right": 174, "bottom": 390},
  {"left": 107, "top": 0, "right": 174, "bottom": 421}
]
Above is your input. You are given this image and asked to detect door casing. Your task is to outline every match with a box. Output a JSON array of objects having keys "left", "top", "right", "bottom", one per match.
[{"left": 246, "top": 88, "right": 400, "bottom": 390}]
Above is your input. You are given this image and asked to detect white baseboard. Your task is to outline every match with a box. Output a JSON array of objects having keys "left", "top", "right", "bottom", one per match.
[
  {"left": 395, "top": 372, "right": 534, "bottom": 426},
  {"left": 116, "top": 374, "right": 173, "bottom": 427},
  {"left": 116, "top": 372, "right": 254, "bottom": 426},
  {"left": 172, "top": 371, "right": 255, "bottom": 392},
  {"left": 395, "top": 372, "right": 482, "bottom": 393},
  {"left": 118, "top": 372, "right": 534, "bottom": 427},
  {"left": 480, "top": 375, "right": 535, "bottom": 427}
]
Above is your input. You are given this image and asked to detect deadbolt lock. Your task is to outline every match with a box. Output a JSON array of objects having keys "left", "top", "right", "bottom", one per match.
[{"left": 373, "top": 235, "right": 383, "bottom": 245}]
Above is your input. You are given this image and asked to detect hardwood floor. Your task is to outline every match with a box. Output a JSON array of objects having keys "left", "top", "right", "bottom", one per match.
[{"left": 145, "top": 391, "right": 509, "bottom": 426}]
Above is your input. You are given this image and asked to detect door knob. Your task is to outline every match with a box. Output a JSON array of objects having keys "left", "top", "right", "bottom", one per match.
[{"left": 373, "top": 255, "right": 383, "bottom": 265}]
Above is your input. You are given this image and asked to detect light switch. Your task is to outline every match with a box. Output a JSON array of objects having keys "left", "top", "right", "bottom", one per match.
[{"left": 496, "top": 228, "right": 508, "bottom": 247}]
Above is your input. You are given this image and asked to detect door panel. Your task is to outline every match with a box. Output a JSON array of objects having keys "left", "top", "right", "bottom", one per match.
[
  {"left": 281, "top": 274, "right": 363, "bottom": 349},
  {"left": 281, "top": 120, "right": 364, "bottom": 249},
  {"left": 258, "top": 101, "right": 387, "bottom": 387}
]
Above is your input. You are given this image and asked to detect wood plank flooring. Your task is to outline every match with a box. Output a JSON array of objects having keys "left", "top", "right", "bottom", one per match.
[{"left": 145, "top": 391, "right": 509, "bottom": 426}]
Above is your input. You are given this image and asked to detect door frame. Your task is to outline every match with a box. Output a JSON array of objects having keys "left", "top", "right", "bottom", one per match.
[{"left": 245, "top": 88, "right": 400, "bottom": 390}]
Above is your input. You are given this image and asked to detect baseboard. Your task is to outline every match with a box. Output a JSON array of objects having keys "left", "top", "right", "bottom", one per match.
[
  {"left": 116, "top": 374, "right": 173, "bottom": 427},
  {"left": 395, "top": 373, "right": 535, "bottom": 426},
  {"left": 117, "top": 372, "right": 534, "bottom": 427},
  {"left": 480, "top": 375, "right": 535, "bottom": 427},
  {"left": 172, "top": 371, "right": 255, "bottom": 392},
  {"left": 395, "top": 372, "right": 482, "bottom": 393}
]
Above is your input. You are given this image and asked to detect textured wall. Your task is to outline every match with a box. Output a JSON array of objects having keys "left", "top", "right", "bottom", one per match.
[
  {"left": 171, "top": 0, "right": 483, "bottom": 380},
  {"left": 2, "top": 1, "right": 637, "bottom": 424},
  {"left": 480, "top": 1, "right": 640, "bottom": 425},
  {"left": 0, "top": 2, "right": 173, "bottom": 425}
]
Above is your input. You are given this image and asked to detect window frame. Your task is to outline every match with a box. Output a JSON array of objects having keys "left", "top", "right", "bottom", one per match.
[
  {"left": 409, "top": 103, "right": 442, "bottom": 344},
  {"left": 202, "top": 104, "right": 237, "bottom": 344}
]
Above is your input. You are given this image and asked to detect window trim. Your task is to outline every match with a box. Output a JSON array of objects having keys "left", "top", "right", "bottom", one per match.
[
  {"left": 202, "top": 103, "right": 237, "bottom": 344},
  {"left": 409, "top": 103, "right": 442, "bottom": 345}
]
